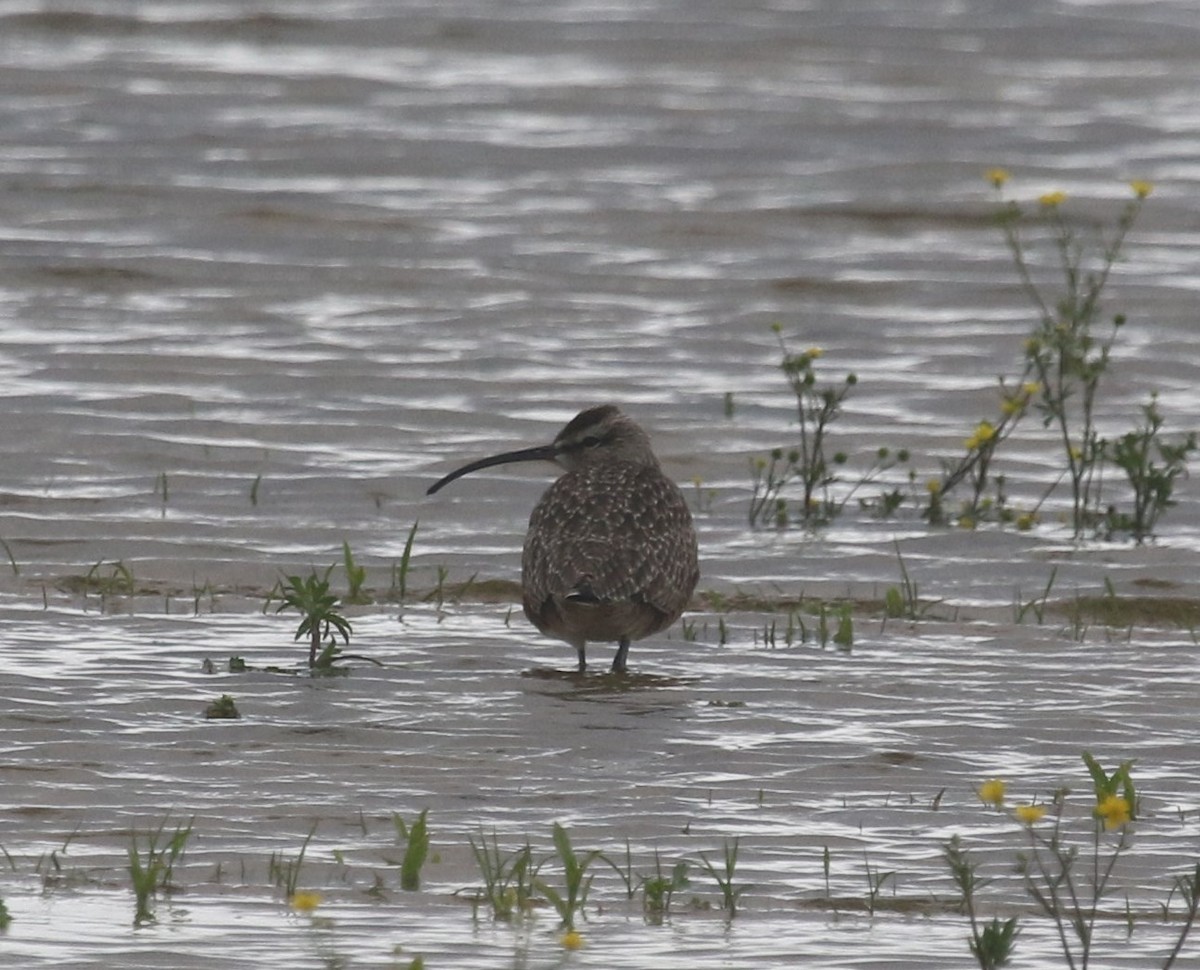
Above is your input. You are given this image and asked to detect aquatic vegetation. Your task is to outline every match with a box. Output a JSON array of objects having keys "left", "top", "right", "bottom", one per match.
[
  {"left": 465, "top": 830, "right": 540, "bottom": 921},
  {"left": 127, "top": 815, "right": 193, "bottom": 925},
  {"left": 390, "top": 520, "right": 419, "bottom": 604},
  {"left": 1013, "top": 567, "right": 1058, "bottom": 624},
  {"left": 270, "top": 567, "right": 354, "bottom": 668},
  {"left": 0, "top": 897, "right": 11, "bottom": 930},
  {"left": 342, "top": 540, "right": 369, "bottom": 604},
  {"left": 698, "top": 837, "right": 749, "bottom": 917},
  {"left": 948, "top": 755, "right": 1200, "bottom": 970},
  {"left": 861, "top": 851, "right": 895, "bottom": 917},
  {"left": 944, "top": 837, "right": 1019, "bottom": 969},
  {"left": 270, "top": 822, "right": 318, "bottom": 899},
  {"left": 1105, "top": 394, "right": 1196, "bottom": 542},
  {"left": 536, "top": 822, "right": 601, "bottom": 931},
  {"left": 883, "top": 541, "right": 941, "bottom": 622},
  {"left": 639, "top": 851, "right": 690, "bottom": 923},
  {"left": 391, "top": 809, "right": 430, "bottom": 891},
  {"left": 752, "top": 178, "right": 1195, "bottom": 542},
  {"left": 203, "top": 694, "right": 240, "bottom": 719},
  {"left": 749, "top": 331, "right": 905, "bottom": 527}
]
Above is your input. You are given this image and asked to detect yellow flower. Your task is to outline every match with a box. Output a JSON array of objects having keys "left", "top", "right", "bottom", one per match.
[
  {"left": 1015, "top": 803, "right": 1046, "bottom": 825},
  {"left": 1129, "top": 180, "right": 1153, "bottom": 200},
  {"left": 926, "top": 478, "right": 942, "bottom": 494},
  {"left": 290, "top": 890, "right": 322, "bottom": 913},
  {"left": 1095, "top": 794, "right": 1131, "bottom": 830},
  {"left": 1022, "top": 381, "right": 1041, "bottom": 396},
  {"left": 806, "top": 347, "right": 824, "bottom": 359},
  {"left": 1001, "top": 397, "right": 1021, "bottom": 416},
  {"left": 965, "top": 420, "right": 996, "bottom": 451},
  {"left": 561, "top": 930, "right": 585, "bottom": 949},
  {"left": 1039, "top": 190, "right": 1068, "bottom": 208},
  {"left": 1069, "top": 446, "right": 1084, "bottom": 461},
  {"left": 1016, "top": 512, "right": 1037, "bottom": 531},
  {"left": 985, "top": 168, "right": 1010, "bottom": 188},
  {"left": 978, "top": 778, "right": 1007, "bottom": 808}
]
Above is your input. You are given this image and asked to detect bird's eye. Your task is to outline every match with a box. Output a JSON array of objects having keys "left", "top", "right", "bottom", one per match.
[{"left": 580, "top": 435, "right": 602, "bottom": 448}]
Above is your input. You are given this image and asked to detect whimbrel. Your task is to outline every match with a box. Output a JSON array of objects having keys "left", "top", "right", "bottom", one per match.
[{"left": 426, "top": 405, "right": 699, "bottom": 672}]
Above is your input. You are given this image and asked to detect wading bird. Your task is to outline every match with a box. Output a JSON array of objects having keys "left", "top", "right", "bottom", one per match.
[{"left": 426, "top": 405, "right": 699, "bottom": 672}]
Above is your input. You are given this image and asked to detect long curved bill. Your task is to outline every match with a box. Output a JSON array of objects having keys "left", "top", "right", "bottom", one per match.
[{"left": 426, "top": 443, "right": 557, "bottom": 495}]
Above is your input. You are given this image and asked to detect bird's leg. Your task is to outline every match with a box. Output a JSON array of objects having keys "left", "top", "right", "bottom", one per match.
[
  {"left": 575, "top": 640, "right": 587, "bottom": 673},
  {"left": 611, "top": 637, "right": 630, "bottom": 673}
]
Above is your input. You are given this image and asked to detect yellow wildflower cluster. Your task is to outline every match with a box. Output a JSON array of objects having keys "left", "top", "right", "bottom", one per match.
[
  {"left": 1001, "top": 381, "right": 1040, "bottom": 416},
  {"left": 964, "top": 421, "right": 996, "bottom": 451},
  {"left": 1014, "top": 804, "right": 1047, "bottom": 825},
  {"left": 978, "top": 778, "right": 1007, "bottom": 808},
  {"left": 985, "top": 168, "right": 1010, "bottom": 188},
  {"left": 1039, "top": 190, "right": 1068, "bottom": 208},
  {"left": 1095, "top": 794, "right": 1132, "bottom": 830},
  {"left": 561, "top": 931, "right": 585, "bottom": 950},
  {"left": 289, "top": 890, "right": 322, "bottom": 913},
  {"left": 1129, "top": 179, "right": 1153, "bottom": 200}
]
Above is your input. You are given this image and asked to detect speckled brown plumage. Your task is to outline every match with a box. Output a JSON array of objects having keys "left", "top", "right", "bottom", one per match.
[
  {"left": 426, "top": 405, "right": 700, "bottom": 673},
  {"left": 522, "top": 459, "right": 699, "bottom": 667}
]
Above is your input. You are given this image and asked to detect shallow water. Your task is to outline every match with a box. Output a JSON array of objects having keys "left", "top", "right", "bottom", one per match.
[{"left": 2, "top": 0, "right": 1200, "bottom": 966}]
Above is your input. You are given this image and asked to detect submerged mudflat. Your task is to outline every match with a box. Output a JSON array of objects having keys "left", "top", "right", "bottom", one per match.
[{"left": 2, "top": 0, "right": 1200, "bottom": 966}]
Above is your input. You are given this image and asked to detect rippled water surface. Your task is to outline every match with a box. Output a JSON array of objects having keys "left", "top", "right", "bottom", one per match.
[{"left": 2, "top": 1, "right": 1200, "bottom": 966}]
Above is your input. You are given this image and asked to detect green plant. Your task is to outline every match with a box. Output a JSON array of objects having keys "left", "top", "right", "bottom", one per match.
[
  {"left": 1105, "top": 394, "right": 1197, "bottom": 543},
  {"left": 949, "top": 754, "right": 1200, "bottom": 970},
  {"left": 987, "top": 174, "right": 1196, "bottom": 538},
  {"left": 0, "top": 897, "right": 11, "bottom": 930},
  {"left": 270, "top": 822, "right": 318, "bottom": 898},
  {"left": 271, "top": 566, "right": 353, "bottom": 668},
  {"left": 698, "top": 837, "right": 749, "bottom": 916},
  {"left": 465, "top": 831, "right": 540, "bottom": 921},
  {"left": 1014, "top": 567, "right": 1058, "bottom": 624},
  {"left": 342, "top": 541, "right": 369, "bottom": 603},
  {"left": 536, "top": 823, "right": 601, "bottom": 931},
  {"left": 391, "top": 809, "right": 430, "bottom": 891},
  {"left": 204, "top": 694, "right": 240, "bottom": 719},
  {"left": 391, "top": 520, "right": 419, "bottom": 604},
  {"left": 832, "top": 602, "right": 854, "bottom": 648},
  {"left": 924, "top": 387, "right": 1033, "bottom": 527},
  {"left": 82, "top": 559, "right": 136, "bottom": 599},
  {"left": 862, "top": 850, "right": 894, "bottom": 916},
  {"left": 944, "top": 836, "right": 1019, "bottom": 968},
  {"left": 749, "top": 336, "right": 855, "bottom": 527},
  {"left": 127, "top": 815, "right": 194, "bottom": 925},
  {"left": 604, "top": 838, "right": 637, "bottom": 900},
  {"left": 640, "top": 852, "right": 689, "bottom": 923}
]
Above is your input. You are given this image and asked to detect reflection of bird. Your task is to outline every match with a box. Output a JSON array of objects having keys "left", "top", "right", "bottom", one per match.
[{"left": 427, "top": 405, "right": 699, "bottom": 672}]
